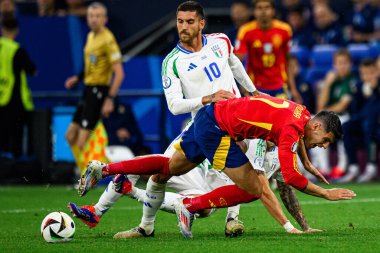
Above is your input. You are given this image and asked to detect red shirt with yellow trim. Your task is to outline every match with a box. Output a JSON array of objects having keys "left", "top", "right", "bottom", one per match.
[
  {"left": 214, "top": 95, "right": 310, "bottom": 190},
  {"left": 234, "top": 20, "right": 292, "bottom": 91}
]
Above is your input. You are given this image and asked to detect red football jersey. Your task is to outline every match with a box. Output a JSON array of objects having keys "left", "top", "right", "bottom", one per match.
[
  {"left": 235, "top": 20, "right": 292, "bottom": 91},
  {"left": 214, "top": 95, "right": 310, "bottom": 190}
]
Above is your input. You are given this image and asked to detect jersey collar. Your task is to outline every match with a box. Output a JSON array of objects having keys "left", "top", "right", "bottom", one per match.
[{"left": 176, "top": 34, "right": 208, "bottom": 54}]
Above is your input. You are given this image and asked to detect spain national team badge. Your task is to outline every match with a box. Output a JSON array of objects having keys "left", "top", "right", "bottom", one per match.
[
  {"left": 211, "top": 45, "right": 223, "bottom": 58},
  {"left": 162, "top": 76, "right": 171, "bottom": 89},
  {"left": 291, "top": 142, "right": 298, "bottom": 153},
  {"left": 263, "top": 43, "right": 272, "bottom": 53}
]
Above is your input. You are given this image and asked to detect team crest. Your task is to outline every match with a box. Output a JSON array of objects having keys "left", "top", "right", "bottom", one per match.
[
  {"left": 272, "top": 34, "right": 283, "bottom": 48},
  {"left": 89, "top": 54, "right": 97, "bottom": 64},
  {"left": 162, "top": 76, "right": 171, "bottom": 89},
  {"left": 211, "top": 45, "right": 223, "bottom": 58}
]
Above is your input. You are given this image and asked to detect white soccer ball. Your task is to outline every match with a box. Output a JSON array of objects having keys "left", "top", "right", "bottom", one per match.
[{"left": 41, "top": 212, "right": 75, "bottom": 243}]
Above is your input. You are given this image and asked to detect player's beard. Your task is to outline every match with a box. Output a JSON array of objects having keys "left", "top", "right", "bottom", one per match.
[{"left": 179, "top": 28, "right": 198, "bottom": 44}]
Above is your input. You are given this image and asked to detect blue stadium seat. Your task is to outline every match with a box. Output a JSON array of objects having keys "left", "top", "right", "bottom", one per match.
[
  {"left": 347, "top": 43, "right": 372, "bottom": 65},
  {"left": 290, "top": 46, "right": 310, "bottom": 67},
  {"left": 311, "top": 45, "right": 338, "bottom": 68},
  {"left": 305, "top": 67, "right": 329, "bottom": 88}
]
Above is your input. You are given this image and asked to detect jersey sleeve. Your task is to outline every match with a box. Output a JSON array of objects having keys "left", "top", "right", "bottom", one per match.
[
  {"left": 228, "top": 53, "right": 256, "bottom": 92},
  {"left": 284, "top": 26, "right": 292, "bottom": 54},
  {"left": 162, "top": 55, "right": 203, "bottom": 115},
  {"left": 277, "top": 126, "right": 308, "bottom": 190},
  {"left": 106, "top": 33, "right": 122, "bottom": 64}
]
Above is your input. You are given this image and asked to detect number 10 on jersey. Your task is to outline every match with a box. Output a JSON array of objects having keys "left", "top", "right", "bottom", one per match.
[{"left": 204, "top": 62, "right": 221, "bottom": 82}]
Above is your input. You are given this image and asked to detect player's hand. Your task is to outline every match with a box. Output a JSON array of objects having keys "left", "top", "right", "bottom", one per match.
[
  {"left": 202, "top": 90, "right": 236, "bottom": 104},
  {"left": 101, "top": 98, "right": 114, "bottom": 118},
  {"left": 288, "top": 228, "right": 303, "bottom": 234},
  {"left": 304, "top": 228, "right": 324, "bottom": 233},
  {"left": 324, "top": 71, "right": 337, "bottom": 86},
  {"left": 64, "top": 76, "right": 79, "bottom": 89},
  {"left": 325, "top": 188, "right": 356, "bottom": 201}
]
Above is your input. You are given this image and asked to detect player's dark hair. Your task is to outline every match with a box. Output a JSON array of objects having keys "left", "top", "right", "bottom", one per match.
[
  {"left": 359, "top": 58, "right": 376, "bottom": 68},
  {"left": 177, "top": 1, "right": 205, "bottom": 19},
  {"left": 252, "top": 0, "right": 275, "bottom": 8},
  {"left": 232, "top": 0, "right": 251, "bottom": 8},
  {"left": 314, "top": 111, "right": 343, "bottom": 140},
  {"left": 1, "top": 17, "right": 18, "bottom": 31}
]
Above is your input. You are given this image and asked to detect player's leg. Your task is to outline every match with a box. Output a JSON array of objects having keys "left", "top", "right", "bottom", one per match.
[{"left": 68, "top": 174, "right": 138, "bottom": 227}]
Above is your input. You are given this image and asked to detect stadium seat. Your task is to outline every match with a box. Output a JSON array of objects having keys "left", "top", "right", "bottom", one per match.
[
  {"left": 347, "top": 43, "right": 372, "bottom": 65},
  {"left": 305, "top": 67, "right": 329, "bottom": 88},
  {"left": 290, "top": 46, "right": 310, "bottom": 67},
  {"left": 311, "top": 45, "right": 338, "bottom": 68}
]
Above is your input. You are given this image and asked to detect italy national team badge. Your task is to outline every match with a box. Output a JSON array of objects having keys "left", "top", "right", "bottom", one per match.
[
  {"left": 211, "top": 45, "right": 223, "bottom": 58},
  {"left": 291, "top": 142, "right": 298, "bottom": 153},
  {"left": 263, "top": 43, "right": 272, "bottom": 53},
  {"left": 162, "top": 76, "right": 171, "bottom": 89}
]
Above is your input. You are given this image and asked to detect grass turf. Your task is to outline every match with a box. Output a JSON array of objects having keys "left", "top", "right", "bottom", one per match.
[{"left": 0, "top": 183, "right": 379, "bottom": 253}]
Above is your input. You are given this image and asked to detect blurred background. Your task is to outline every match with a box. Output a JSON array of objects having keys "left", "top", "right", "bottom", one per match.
[{"left": 0, "top": 0, "right": 379, "bottom": 185}]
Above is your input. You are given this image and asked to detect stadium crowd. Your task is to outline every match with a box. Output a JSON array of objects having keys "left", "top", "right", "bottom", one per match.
[{"left": 0, "top": 0, "right": 379, "bottom": 184}]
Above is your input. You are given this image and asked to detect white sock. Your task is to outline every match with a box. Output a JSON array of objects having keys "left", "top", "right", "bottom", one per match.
[
  {"left": 159, "top": 192, "right": 181, "bottom": 214},
  {"left": 226, "top": 205, "right": 240, "bottom": 222},
  {"left": 347, "top": 164, "right": 359, "bottom": 175},
  {"left": 364, "top": 163, "right": 377, "bottom": 176},
  {"left": 94, "top": 181, "right": 123, "bottom": 217},
  {"left": 139, "top": 177, "right": 166, "bottom": 233},
  {"left": 337, "top": 140, "right": 348, "bottom": 170}
]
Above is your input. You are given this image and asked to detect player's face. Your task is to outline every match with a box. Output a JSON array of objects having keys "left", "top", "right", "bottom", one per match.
[
  {"left": 87, "top": 7, "right": 107, "bottom": 32},
  {"left": 177, "top": 11, "right": 205, "bottom": 43},
  {"left": 304, "top": 122, "right": 334, "bottom": 150},
  {"left": 254, "top": 1, "right": 275, "bottom": 23}
]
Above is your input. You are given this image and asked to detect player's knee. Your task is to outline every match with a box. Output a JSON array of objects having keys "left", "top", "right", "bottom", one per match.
[{"left": 65, "top": 132, "right": 75, "bottom": 146}]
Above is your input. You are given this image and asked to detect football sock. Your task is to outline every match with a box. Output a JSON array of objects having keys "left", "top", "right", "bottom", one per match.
[
  {"left": 125, "top": 185, "right": 179, "bottom": 214},
  {"left": 226, "top": 204, "right": 240, "bottom": 222},
  {"left": 183, "top": 185, "right": 260, "bottom": 213},
  {"left": 139, "top": 178, "right": 166, "bottom": 234},
  {"left": 103, "top": 155, "right": 170, "bottom": 177},
  {"left": 94, "top": 181, "right": 122, "bottom": 217}
]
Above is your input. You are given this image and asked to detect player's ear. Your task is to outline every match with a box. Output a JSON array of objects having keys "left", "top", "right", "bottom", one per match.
[
  {"left": 199, "top": 18, "right": 205, "bottom": 29},
  {"left": 313, "top": 122, "right": 322, "bottom": 131}
]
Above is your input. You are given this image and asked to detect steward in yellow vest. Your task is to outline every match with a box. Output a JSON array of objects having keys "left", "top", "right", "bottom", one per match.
[{"left": 0, "top": 18, "right": 36, "bottom": 157}]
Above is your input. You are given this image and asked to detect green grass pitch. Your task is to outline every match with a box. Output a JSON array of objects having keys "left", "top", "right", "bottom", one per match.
[{"left": 1, "top": 183, "right": 379, "bottom": 253}]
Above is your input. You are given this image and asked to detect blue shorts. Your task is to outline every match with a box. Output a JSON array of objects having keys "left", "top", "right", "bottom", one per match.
[
  {"left": 174, "top": 105, "right": 248, "bottom": 170},
  {"left": 260, "top": 86, "right": 288, "bottom": 99}
]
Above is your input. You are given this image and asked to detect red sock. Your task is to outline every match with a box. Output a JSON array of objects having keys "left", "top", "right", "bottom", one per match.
[
  {"left": 183, "top": 185, "right": 260, "bottom": 213},
  {"left": 102, "top": 155, "right": 170, "bottom": 177}
]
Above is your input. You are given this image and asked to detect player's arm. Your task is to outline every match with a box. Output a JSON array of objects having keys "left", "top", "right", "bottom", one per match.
[
  {"left": 278, "top": 127, "right": 356, "bottom": 200},
  {"left": 297, "top": 138, "right": 329, "bottom": 184},
  {"left": 102, "top": 37, "right": 125, "bottom": 117},
  {"left": 286, "top": 53, "right": 302, "bottom": 104},
  {"left": 277, "top": 180, "right": 322, "bottom": 233}
]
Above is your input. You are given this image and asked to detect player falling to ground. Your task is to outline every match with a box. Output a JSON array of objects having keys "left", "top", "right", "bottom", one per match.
[
  {"left": 71, "top": 0, "right": 261, "bottom": 238},
  {"left": 64, "top": 2, "right": 124, "bottom": 174},
  {"left": 78, "top": 95, "right": 356, "bottom": 239},
  {"left": 69, "top": 137, "right": 323, "bottom": 238}
]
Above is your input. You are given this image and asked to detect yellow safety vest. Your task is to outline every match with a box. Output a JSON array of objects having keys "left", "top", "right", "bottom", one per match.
[{"left": 0, "top": 37, "right": 34, "bottom": 111}]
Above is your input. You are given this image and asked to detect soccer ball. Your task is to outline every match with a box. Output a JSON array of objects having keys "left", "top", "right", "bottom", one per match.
[{"left": 41, "top": 212, "right": 75, "bottom": 243}]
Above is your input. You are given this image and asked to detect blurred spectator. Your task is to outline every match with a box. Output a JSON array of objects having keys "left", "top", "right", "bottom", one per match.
[
  {"left": 0, "top": 17, "right": 37, "bottom": 159},
  {"left": 225, "top": 0, "right": 251, "bottom": 45},
  {"left": 64, "top": 2, "right": 124, "bottom": 174},
  {"left": 235, "top": 0, "right": 302, "bottom": 103},
  {"left": 103, "top": 100, "right": 150, "bottom": 156},
  {"left": 311, "top": 4, "right": 346, "bottom": 46},
  {"left": 59, "top": 0, "right": 87, "bottom": 17},
  {"left": 37, "top": 0, "right": 68, "bottom": 16},
  {"left": 350, "top": 0, "right": 379, "bottom": 43},
  {"left": 314, "top": 49, "right": 356, "bottom": 178},
  {"left": 286, "top": 5, "right": 313, "bottom": 48},
  {"left": 275, "top": 0, "right": 309, "bottom": 21},
  {"left": 0, "top": 0, "right": 16, "bottom": 19},
  {"left": 288, "top": 55, "right": 316, "bottom": 113},
  {"left": 340, "top": 59, "right": 380, "bottom": 183}
]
